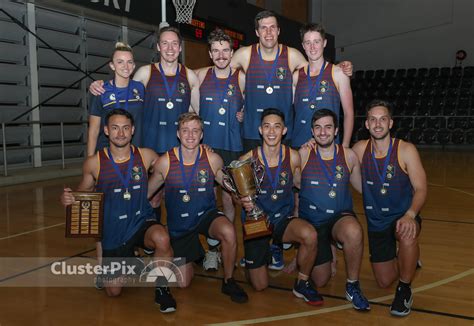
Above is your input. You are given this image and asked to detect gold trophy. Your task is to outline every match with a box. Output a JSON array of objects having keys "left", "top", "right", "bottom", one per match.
[
  {"left": 65, "top": 192, "right": 104, "bottom": 238},
  {"left": 222, "top": 158, "right": 272, "bottom": 240}
]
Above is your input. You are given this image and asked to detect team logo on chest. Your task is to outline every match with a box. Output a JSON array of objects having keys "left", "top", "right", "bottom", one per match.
[
  {"left": 178, "top": 82, "right": 187, "bottom": 94},
  {"left": 131, "top": 165, "right": 143, "bottom": 181},
  {"left": 279, "top": 171, "right": 289, "bottom": 186},
  {"left": 276, "top": 67, "right": 287, "bottom": 80},
  {"left": 197, "top": 169, "right": 209, "bottom": 184},
  {"left": 319, "top": 80, "right": 329, "bottom": 94},
  {"left": 386, "top": 164, "right": 395, "bottom": 180},
  {"left": 109, "top": 93, "right": 116, "bottom": 101},
  {"left": 227, "top": 84, "right": 235, "bottom": 96},
  {"left": 335, "top": 165, "right": 344, "bottom": 180},
  {"left": 132, "top": 88, "right": 141, "bottom": 100}
]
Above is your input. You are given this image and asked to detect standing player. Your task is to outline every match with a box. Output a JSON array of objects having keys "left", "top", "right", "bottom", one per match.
[
  {"left": 61, "top": 109, "right": 177, "bottom": 313},
  {"left": 147, "top": 113, "right": 248, "bottom": 303},
  {"left": 297, "top": 109, "right": 369, "bottom": 311},
  {"left": 240, "top": 108, "right": 323, "bottom": 305},
  {"left": 353, "top": 100, "right": 427, "bottom": 316},
  {"left": 196, "top": 28, "right": 245, "bottom": 271},
  {"left": 292, "top": 23, "right": 354, "bottom": 148},
  {"left": 87, "top": 42, "right": 145, "bottom": 156}
]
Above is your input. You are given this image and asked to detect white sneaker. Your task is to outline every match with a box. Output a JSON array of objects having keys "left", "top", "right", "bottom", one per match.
[{"left": 203, "top": 250, "right": 221, "bottom": 271}]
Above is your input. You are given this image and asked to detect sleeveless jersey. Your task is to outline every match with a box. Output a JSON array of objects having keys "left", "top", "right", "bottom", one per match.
[
  {"left": 292, "top": 63, "right": 341, "bottom": 147},
  {"left": 164, "top": 146, "right": 216, "bottom": 238},
  {"left": 90, "top": 79, "right": 145, "bottom": 150},
  {"left": 299, "top": 145, "right": 353, "bottom": 226},
  {"left": 361, "top": 138, "right": 413, "bottom": 231},
  {"left": 244, "top": 44, "right": 293, "bottom": 140},
  {"left": 199, "top": 68, "right": 244, "bottom": 152},
  {"left": 249, "top": 145, "right": 294, "bottom": 226},
  {"left": 95, "top": 146, "right": 154, "bottom": 250},
  {"left": 142, "top": 64, "right": 191, "bottom": 153}
]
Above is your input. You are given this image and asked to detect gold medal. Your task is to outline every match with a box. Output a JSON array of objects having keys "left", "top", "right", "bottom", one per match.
[
  {"left": 123, "top": 190, "right": 131, "bottom": 200},
  {"left": 166, "top": 101, "right": 174, "bottom": 109},
  {"left": 309, "top": 103, "right": 316, "bottom": 110},
  {"left": 271, "top": 193, "right": 278, "bottom": 201},
  {"left": 266, "top": 86, "right": 273, "bottom": 94},
  {"left": 386, "top": 173, "right": 393, "bottom": 180},
  {"left": 182, "top": 194, "right": 191, "bottom": 202},
  {"left": 336, "top": 173, "right": 342, "bottom": 180},
  {"left": 380, "top": 188, "right": 387, "bottom": 195},
  {"left": 218, "top": 107, "right": 226, "bottom": 115},
  {"left": 328, "top": 189, "right": 336, "bottom": 198}
]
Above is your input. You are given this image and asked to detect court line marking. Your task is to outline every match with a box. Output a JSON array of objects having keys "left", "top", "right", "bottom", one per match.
[
  {"left": 0, "top": 222, "right": 64, "bottom": 241},
  {"left": 428, "top": 182, "right": 474, "bottom": 197},
  {"left": 209, "top": 268, "right": 474, "bottom": 325}
]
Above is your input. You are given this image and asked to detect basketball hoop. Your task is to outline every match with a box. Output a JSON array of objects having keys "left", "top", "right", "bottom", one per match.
[{"left": 172, "top": 0, "right": 196, "bottom": 24}]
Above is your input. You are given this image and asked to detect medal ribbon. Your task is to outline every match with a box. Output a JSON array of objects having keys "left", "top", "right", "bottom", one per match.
[
  {"left": 112, "top": 79, "right": 131, "bottom": 111},
  {"left": 307, "top": 60, "right": 326, "bottom": 104},
  {"left": 107, "top": 146, "right": 135, "bottom": 196},
  {"left": 212, "top": 67, "right": 233, "bottom": 110},
  {"left": 258, "top": 45, "right": 280, "bottom": 88},
  {"left": 260, "top": 145, "right": 283, "bottom": 196},
  {"left": 316, "top": 144, "right": 337, "bottom": 189},
  {"left": 158, "top": 63, "right": 180, "bottom": 102},
  {"left": 371, "top": 138, "right": 393, "bottom": 186},
  {"left": 178, "top": 145, "right": 201, "bottom": 196}
]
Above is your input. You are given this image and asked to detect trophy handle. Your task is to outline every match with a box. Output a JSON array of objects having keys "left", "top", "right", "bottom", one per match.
[
  {"left": 252, "top": 161, "right": 265, "bottom": 193},
  {"left": 221, "top": 168, "right": 237, "bottom": 193}
]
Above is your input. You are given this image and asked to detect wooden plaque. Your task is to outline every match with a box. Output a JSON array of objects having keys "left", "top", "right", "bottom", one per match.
[
  {"left": 243, "top": 217, "right": 273, "bottom": 240},
  {"left": 66, "top": 192, "right": 104, "bottom": 238}
]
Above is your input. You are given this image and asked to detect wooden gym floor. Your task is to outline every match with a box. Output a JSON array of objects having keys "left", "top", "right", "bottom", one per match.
[{"left": 0, "top": 148, "right": 473, "bottom": 325}]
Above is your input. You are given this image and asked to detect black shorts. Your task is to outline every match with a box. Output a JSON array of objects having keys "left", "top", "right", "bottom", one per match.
[
  {"left": 310, "top": 211, "right": 357, "bottom": 266},
  {"left": 214, "top": 148, "right": 241, "bottom": 166},
  {"left": 368, "top": 215, "right": 422, "bottom": 263},
  {"left": 243, "top": 216, "right": 294, "bottom": 269},
  {"left": 170, "top": 209, "right": 223, "bottom": 266},
  {"left": 101, "top": 220, "right": 159, "bottom": 278}
]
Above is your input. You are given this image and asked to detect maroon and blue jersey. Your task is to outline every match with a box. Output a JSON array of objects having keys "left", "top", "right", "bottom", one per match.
[
  {"left": 199, "top": 68, "right": 243, "bottom": 152},
  {"left": 361, "top": 138, "right": 413, "bottom": 231},
  {"left": 164, "top": 146, "right": 216, "bottom": 238},
  {"left": 299, "top": 145, "right": 353, "bottom": 226},
  {"left": 89, "top": 80, "right": 144, "bottom": 150},
  {"left": 142, "top": 64, "right": 191, "bottom": 153},
  {"left": 244, "top": 44, "right": 293, "bottom": 140},
  {"left": 292, "top": 63, "right": 341, "bottom": 147},
  {"left": 95, "top": 146, "right": 154, "bottom": 250},
  {"left": 248, "top": 145, "right": 294, "bottom": 226}
]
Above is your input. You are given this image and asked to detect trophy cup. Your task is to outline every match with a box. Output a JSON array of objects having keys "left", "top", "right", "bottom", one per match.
[{"left": 222, "top": 158, "right": 272, "bottom": 240}]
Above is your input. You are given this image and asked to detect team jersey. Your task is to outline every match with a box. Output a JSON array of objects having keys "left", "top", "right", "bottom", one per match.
[
  {"left": 244, "top": 44, "right": 293, "bottom": 140},
  {"left": 95, "top": 146, "right": 154, "bottom": 250},
  {"left": 247, "top": 145, "right": 294, "bottom": 226},
  {"left": 199, "top": 68, "right": 243, "bottom": 152},
  {"left": 142, "top": 63, "right": 191, "bottom": 153},
  {"left": 89, "top": 80, "right": 145, "bottom": 150},
  {"left": 164, "top": 145, "right": 216, "bottom": 238},
  {"left": 299, "top": 145, "right": 353, "bottom": 226},
  {"left": 292, "top": 63, "right": 341, "bottom": 147},
  {"left": 361, "top": 138, "right": 413, "bottom": 231}
]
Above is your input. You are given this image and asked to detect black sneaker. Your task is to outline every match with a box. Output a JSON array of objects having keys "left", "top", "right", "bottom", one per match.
[
  {"left": 222, "top": 278, "right": 248, "bottom": 303},
  {"left": 94, "top": 276, "right": 104, "bottom": 290},
  {"left": 390, "top": 285, "right": 413, "bottom": 317},
  {"left": 155, "top": 287, "right": 177, "bottom": 313}
]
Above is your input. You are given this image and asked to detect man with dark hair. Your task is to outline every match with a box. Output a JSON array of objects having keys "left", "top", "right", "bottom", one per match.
[
  {"left": 297, "top": 109, "right": 370, "bottom": 311},
  {"left": 239, "top": 108, "right": 323, "bottom": 306},
  {"left": 147, "top": 112, "right": 248, "bottom": 304},
  {"left": 292, "top": 23, "right": 354, "bottom": 149},
  {"left": 195, "top": 28, "right": 245, "bottom": 270},
  {"left": 353, "top": 99, "right": 427, "bottom": 316},
  {"left": 60, "top": 109, "right": 177, "bottom": 313}
]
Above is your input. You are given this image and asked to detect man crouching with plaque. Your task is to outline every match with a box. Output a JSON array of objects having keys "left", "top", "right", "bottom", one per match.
[
  {"left": 61, "top": 109, "right": 177, "bottom": 313},
  {"left": 239, "top": 108, "right": 323, "bottom": 305},
  {"left": 147, "top": 112, "right": 248, "bottom": 303}
]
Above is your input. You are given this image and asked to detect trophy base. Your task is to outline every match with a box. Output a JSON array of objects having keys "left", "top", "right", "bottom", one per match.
[{"left": 243, "top": 218, "right": 272, "bottom": 240}]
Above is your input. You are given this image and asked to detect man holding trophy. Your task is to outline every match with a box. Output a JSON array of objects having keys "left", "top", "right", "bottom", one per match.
[{"left": 234, "top": 108, "right": 323, "bottom": 305}]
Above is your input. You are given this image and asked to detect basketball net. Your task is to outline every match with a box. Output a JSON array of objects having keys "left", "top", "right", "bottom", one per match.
[{"left": 172, "top": 0, "right": 196, "bottom": 24}]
